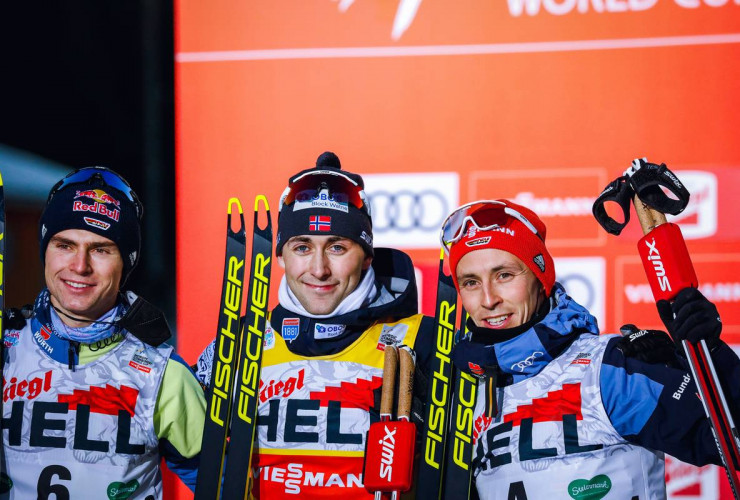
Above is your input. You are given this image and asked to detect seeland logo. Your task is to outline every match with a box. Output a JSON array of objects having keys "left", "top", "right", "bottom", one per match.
[
  {"left": 107, "top": 479, "right": 140, "bottom": 500},
  {"left": 567, "top": 475, "right": 612, "bottom": 499}
]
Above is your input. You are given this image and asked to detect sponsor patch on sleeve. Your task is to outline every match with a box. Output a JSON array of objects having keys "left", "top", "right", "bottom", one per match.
[{"left": 282, "top": 318, "right": 300, "bottom": 342}]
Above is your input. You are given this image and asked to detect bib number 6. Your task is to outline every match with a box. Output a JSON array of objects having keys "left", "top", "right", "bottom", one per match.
[{"left": 37, "top": 465, "right": 71, "bottom": 500}]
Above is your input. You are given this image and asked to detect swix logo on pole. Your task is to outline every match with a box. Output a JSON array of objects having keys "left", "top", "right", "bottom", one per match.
[
  {"left": 379, "top": 425, "right": 397, "bottom": 481},
  {"left": 637, "top": 222, "right": 698, "bottom": 303},
  {"left": 644, "top": 237, "right": 671, "bottom": 293}
]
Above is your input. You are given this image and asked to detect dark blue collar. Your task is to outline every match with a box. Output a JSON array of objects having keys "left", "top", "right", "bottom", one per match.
[{"left": 30, "top": 289, "right": 125, "bottom": 368}]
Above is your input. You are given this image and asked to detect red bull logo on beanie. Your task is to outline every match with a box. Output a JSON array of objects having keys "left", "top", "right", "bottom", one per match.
[
  {"left": 75, "top": 189, "right": 121, "bottom": 207},
  {"left": 74, "top": 189, "right": 121, "bottom": 222}
]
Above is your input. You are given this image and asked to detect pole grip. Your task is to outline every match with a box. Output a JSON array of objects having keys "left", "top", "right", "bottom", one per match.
[
  {"left": 633, "top": 193, "right": 667, "bottom": 235},
  {"left": 397, "top": 346, "right": 416, "bottom": 421},
  {"left": 381, "top": 345, "right": 399, "bottom": 419}
]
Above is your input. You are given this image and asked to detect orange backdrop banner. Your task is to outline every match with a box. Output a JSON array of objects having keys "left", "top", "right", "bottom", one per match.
[{"left": 175, "top": 2, "right": 740, "bottom": 498}]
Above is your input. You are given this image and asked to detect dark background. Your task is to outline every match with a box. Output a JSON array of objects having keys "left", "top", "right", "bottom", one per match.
[{"left": 0, "top": 2, "right": 177, "bottom": 338}]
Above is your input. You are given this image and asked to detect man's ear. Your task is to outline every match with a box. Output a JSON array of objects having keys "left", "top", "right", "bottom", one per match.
[
  {"left": 362, "top": 255, "right": 373, "bottom": 271},
  {"left": 278, "top": 255, "right": 285, "bottom": 269}
]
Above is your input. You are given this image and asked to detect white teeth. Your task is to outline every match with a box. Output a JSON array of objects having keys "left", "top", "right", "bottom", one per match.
[
  {"left": 64, "top": 281, "right": 91, "bottom": 289},
  {"left": 486, "top": 315, "right": 509, "bottom": 327}
]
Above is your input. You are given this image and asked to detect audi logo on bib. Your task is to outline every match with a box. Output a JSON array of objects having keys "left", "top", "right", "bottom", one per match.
[{"left": 363, "top": 172, "right": 459, "bottom": 249}]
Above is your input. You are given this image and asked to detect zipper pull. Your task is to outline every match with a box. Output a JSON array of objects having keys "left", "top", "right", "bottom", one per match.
[
  {"left": 68, "top": 341, "right": 80, "bottom": 371},
  {"left": 484, "top": 372, "right": 498, "bottom": 419}
]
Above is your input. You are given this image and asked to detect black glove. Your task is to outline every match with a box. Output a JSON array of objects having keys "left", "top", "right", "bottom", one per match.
[
  {"left": 657, "top": 287, "right": 722, "bottom": 351},
  {"left": 4, "top": 305, "right": 32, "bottom": 331},
  {"left": 451, "top": 339, "right": 498, "bottom": 379},
  {"left": 616, "top": 323, "right": 680, "bottom": 368}
]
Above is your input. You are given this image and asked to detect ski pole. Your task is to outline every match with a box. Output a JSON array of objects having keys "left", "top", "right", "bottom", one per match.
[
  {"left": 632, "top": 195, "right": 740, "bottom": 499},
  {"left": 364, "top": 344, "right": 417, "bottom": 499},
  {"left": 593, "top": 159, "right": 740, "bottom": 498}
]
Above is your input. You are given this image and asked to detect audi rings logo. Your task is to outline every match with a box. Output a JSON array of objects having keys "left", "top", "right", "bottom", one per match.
[
  {"left": 511, "top": 351, "right": 544, "bottom": 372},
  {"left": 368, "top": 190, "right": 448, "bottom": 233},
  {"left": 363, "top": 173, "right": 459, "bottom": 249}
]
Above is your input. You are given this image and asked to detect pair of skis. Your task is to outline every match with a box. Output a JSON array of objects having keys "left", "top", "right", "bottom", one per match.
[
  {"left": 416, "top": 250, "right": 477, "bottom": 499},
  {"left": 194, "top": 196, "right": 273, "bottom": 500}
]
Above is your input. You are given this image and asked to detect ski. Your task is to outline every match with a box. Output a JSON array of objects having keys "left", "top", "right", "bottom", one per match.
[
  {"left": 442, "top": 309, "right": 476, "bottom": 500},
  {"left": 221, "top": 195, "right": 273, "bottom": 499},
  {"left": 0, "top": 169, "right": 6, "bottom": 487},
  {"left": 416, "top": 249, "right": 458, "bottom": 499},
  {"left": 195, "top": 198, "right": 248, "bottom": 499}
]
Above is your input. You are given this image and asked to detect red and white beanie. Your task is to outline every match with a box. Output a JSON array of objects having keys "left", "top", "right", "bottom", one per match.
[{"left": 447, "top": 199, "right": 555, "bottom": 296}]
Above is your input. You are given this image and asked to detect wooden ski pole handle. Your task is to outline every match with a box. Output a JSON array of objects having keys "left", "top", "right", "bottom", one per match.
[
  {"left": 397, "top": 346, "right": 416, "bottom": 421},
  {"left": 381, "top": 344, "right": 399, "bottom": 419},
  {"left": 633, "top": 193, "right": 667, "bottom": 235}
]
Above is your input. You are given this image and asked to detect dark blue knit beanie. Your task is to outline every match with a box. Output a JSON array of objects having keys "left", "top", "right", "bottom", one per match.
[
  {"left": 276, "top": 152, "right": 373, "bottom": 257},
  {"left": 39, "top": 167, "right": 143, "bottom": 284}
]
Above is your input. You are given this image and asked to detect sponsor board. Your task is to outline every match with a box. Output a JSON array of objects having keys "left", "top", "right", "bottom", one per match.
[
  {"left": 615, "top": 254, "right": 740, "bottom": 339},
  {"left": 253, "top": 455, "right": 366, "bottom": 497},
  {"left": 470, "top": 169, "right": 608, "bottom": 247},
  {"left": 670, "top": 171, "right": 718, "bottom": 239},
  {"left": 363, "top": 172, "right": 459, "bottom": 249},
  {"left": 177, "top": 1, "right": 740, "bottom": 51},
  {"left": 554, "top": 257, "right": 605, "bottom": 329},
  {"left": 620, "top": 170, "right": 719, "bottom": 241},
  {"left": 665, "top": 455, "right": 719, "bottom": 499}
]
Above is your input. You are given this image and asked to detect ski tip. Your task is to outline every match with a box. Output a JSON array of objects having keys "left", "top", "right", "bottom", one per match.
[
  {"left": 227, "top": 197, "right": 243, "bottom": 215},
  {"left": 255, "top": 194, "right": 269, "bottom": 212},
  {"left": 439, "top": 247, "right": 445, "bottom": 260}
]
